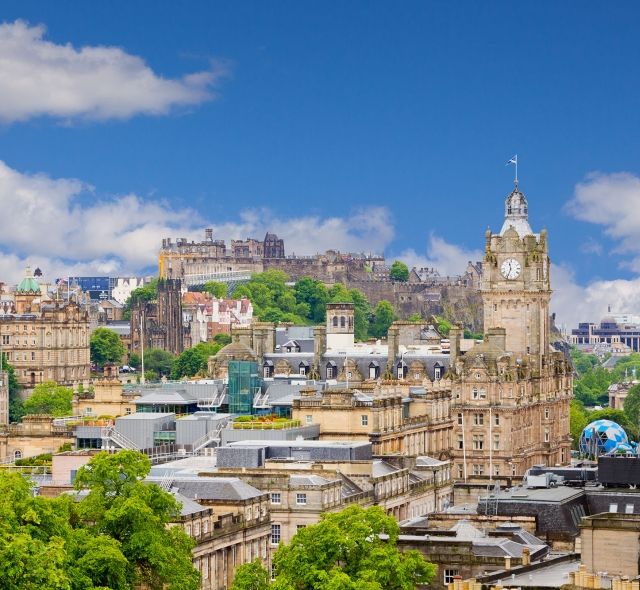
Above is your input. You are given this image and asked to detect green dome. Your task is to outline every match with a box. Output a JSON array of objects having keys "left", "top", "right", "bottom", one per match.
[{"left": 17, "top": 268, "right": 40, "bottom": 294}]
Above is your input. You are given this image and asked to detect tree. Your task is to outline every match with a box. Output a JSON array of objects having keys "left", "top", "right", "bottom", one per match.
[
  {"left": 570, "top": 399, "right": 589, "bottom": 449},
  {"left": 230, "top": 559, "right": 271, "bottom": 590},
  {"left": 143, "top": 349, "right": 176, "bottom": 378},
  {"left": 90, "top": 327, "right": 126, "bottom": 368},
  {"left": 435, "top": 316, "right": 453, "bottom": 337},
  {"left": 1, "top": 358, "right": 24, "bottom": 422},
  {"left": 172, "top": 342, "right": 222, "bottom": 379},
  {"left": 371, "top": 300, "right": 396, "bottom": 339},
  {"left": 23, "top": 381, "right": 73, "bottom": 416},
  {"left": 295, "top": 277, "right": 329, "bottom": 323},
  {"left": 389, "top": 261, "right": 409, "bottom": 282},
  {"left": 234, "top": 505, "right": 435, "bottom": 590},
  {"left": 202, "top": 281, "right": 228, "bottom": 298},
  {"left": 213, "top": 333, "right": 232, "bottom": 346},
  {"left": 128, "top": 352, "right": 141, "bottom": 369},
  {"left": 624, "top": 383, "right": 640, "bottom": 428}
]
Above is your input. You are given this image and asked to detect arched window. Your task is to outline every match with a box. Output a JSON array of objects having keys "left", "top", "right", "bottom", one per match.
[
  {"left": 14, "top": 450, "right": 22, "bottom": 460},
  {"left": 333, "top": 316, "right": 338, "bottom": 327},
  {"left": 340, "top": 316, "right": 346, "bottom": 328}
]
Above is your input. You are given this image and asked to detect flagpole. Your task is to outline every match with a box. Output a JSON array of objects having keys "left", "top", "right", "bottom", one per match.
[{"left": 515, "top": 154, "right": 518, "bottom": 185}]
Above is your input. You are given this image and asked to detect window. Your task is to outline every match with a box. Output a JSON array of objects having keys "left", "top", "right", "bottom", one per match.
[
  {"left": 271, "top": 524, "right": 281, "bottom": 545},
  {"left": 457, "top": 435, "right": 464, "bottom": 450},
  {"left": 457, "top": 464, "right": 463, "bottom": 478},
  {"left": 326, "top": 365, "right": 334, "bottom": 379},
  {"left": 609, "top": 503, "right": 618, "bottom": 513},
  {"left": 626, "top": 504, "right": 634, "bottom": 514},
  {"left": 544, "top": 408, "right": 550, "bottom": 419},
  {"left": 340, "top": 316, "right": 346, "bottom": 328},
  {"left": 333, "top": 316, "right": 338, "bottom": 327},
  {"left": 472, "top": 435, "right": 484, "bottom": 450},
  {"left": 472, "top": 464, "right": 484, "bottom": 476},
  {"left": 473, "top": 413, "right": 484, "bottom": 426},
  {"left": 194, "top": 522, "right": 200, "bottom": 536},
  {"left": 31, "top": 352, "right": 35, "bottom": 361},
  {"left": 494, "top": 413, "right": 500, "bottom": 426},
  {"left": 1, "top": 335, "right": 8, "bottom": 345},
  {"left": 544, "top": 429, "right": 550, "bottom": 443},
  {"left": 457, "top": 412, "right": 463, "bottom": 425},
  {"left": 493, "top": 303, "right": 497, "bottom": 312},
  {"left": 125, "top": 407, "right": 132, "bottom": 415},
  {"left": 361, "top": 415, "right": 369, "bottom": 427},
  {"left": 296, "top": 524, "right": 306, "bottom": 531},
  {"left": 444, "top": 569, "right": 460, "bottom": 584},
  {"left": 493, "top": 435, "right": 500, "bottom": 451},
  {"left": 13, "top": 450, "right": 22, "bottom": 460},
  {"left": 299, "top": 365, "right": 307, "bottom": 376},
  {"left": 296, "top": 493, "right": 307, "bottom": 505},
  {"left": 306, "top": 415, "right": 312, "bottom": 424},
  {"left": 434, "top": 367, "right": 442, "bottom": 380},
  {"left": 270, "top": 493, "right": 281, "bottom": 504}
]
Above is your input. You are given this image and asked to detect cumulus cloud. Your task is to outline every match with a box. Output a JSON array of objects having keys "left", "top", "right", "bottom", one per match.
[
  {"left": 0, "top": 20, "right": 225, "bottom": 123},
  {"left": 0, "top": 160, "right": 396, "bottom": 283},
  {"left": 395, "top": 234, "right": 483, "bottom": 277}
]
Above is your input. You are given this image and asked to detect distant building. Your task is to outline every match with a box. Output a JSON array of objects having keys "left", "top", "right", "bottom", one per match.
[
  {"left": 571, "top": 316, "right": 640, "bottom": 352},
  {"left": 0, "top": 268, "right": 91, "bottom": 390}
]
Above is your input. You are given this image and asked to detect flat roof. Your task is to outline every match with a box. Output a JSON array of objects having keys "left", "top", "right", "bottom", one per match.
[
  {"left": 483, "top": 485, "right": 584, "bottom": 504},
  {"left": 226, "top": 439, "right": 371, "bottom": 449}
]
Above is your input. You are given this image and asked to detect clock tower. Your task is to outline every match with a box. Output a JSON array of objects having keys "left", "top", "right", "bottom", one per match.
[{"left": 481, "top": 182, "right": 551, "bottom": 367}]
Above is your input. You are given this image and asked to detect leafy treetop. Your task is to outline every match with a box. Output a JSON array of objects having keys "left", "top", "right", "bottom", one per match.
[
  {"left": 23, "top": 381, "right": 73, "bottom": 417},
  {"left": 389, "top": 260, "right": 409, "bottom": 282}
]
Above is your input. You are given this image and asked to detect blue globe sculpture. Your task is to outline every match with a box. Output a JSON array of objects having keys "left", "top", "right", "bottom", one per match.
[{"left": 579, "top": 419, "right": 629, "bottom": 456}]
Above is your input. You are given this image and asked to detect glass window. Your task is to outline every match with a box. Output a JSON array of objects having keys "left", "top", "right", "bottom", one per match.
[
  {"left": 306, "top": 415, "right": 312, "bottom": 424},
  {"left": 296, "top": 493, "right": 307, "bottom": 505},
  {"left": 270, "top": 493, "right": 281, "bottom": 504},
  {"left": 271, "top": 523, "right": 281, "bottom": 545},
  {"left": 609, "top": 503, "right": 618, "bottom": 513},
  {"left": 361, "top": 415, "right": 368, "bottom": 426},
  {"left": 444, "top": 569, "right": 460, "bottom": 584},
  {"left": 457, "top": 412, "right": 463, "bottom": 425}
]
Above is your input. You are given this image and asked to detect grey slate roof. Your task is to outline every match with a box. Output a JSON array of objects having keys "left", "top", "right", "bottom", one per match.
[
  {"left": 170, "top": 477, "right": 265, "bottom": 501},
  {"left": 174, "top": 492, "right": 209, "bottom": 516}
]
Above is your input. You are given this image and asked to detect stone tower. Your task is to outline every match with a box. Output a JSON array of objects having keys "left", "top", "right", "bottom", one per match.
[
  {"left": 326, "top": 302, "right": 354, "bottom": 350},
  {"left": 481, "top": 183, "right": 551, "bottom": 369},
  {"left": 449, "top": 181, "right": 572, "bottom": 482}
]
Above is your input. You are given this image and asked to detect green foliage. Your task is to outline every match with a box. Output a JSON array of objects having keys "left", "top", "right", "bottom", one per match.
[
  {"left": 389, "top": 260, "right": 409, "bottom": 282},
  {"left": 213, "top": 333, "right": 232, "bottom": 345},
  {"left": 294, "top": 277, "right": 329, "bottom": 323},
  {"left": 0, "top": 450, "right": 199, "bottom": 590},
  {"left": 371, "top": 300, "right": 396, "bottom": 339},
  {"left": 570, "top": 348, "right": 600, "bottom": 376},
  {"left": 624, "top": 383, "right": 640, "bottom": 428},
  {"left": 143, "top": 349, "right": 176, "bottom": 378},
  {"left": 239, "top": 505, "right": 436, "bottom": 590},
  {"left": 202, "top": 281, "right": 228, "bottom": 298},
  {"left": 230, "top": 559, "right": 271, "bottom": 590},
  {"left": 123, "top": 279, "right": 158, "bottom": 321},
  {"left": 407, "top": 313, "right": 422, "bottom": 323},
  {"left": 90, "top": 327, "right": 126, "bottom": 368},
  {"left": 434, "top": 316, "right": 453, "bottom": 337},
  {"left": 172, "top": 342, "right": 222, "bottom": 379},
  {"left": 569, "top": 399, "right": 588, "bottom": 449},
  {"left": 23, "top": 381, "right": 73, "bottom": 417},
  {"left": 128, "top": 352, "right": 141, "bottom": 369},
  {"left": 463, "top": 329, "right": 483, "bottom": 339},
  {"left": 2, "top": 358, "right": 24, "bottom": 422}
]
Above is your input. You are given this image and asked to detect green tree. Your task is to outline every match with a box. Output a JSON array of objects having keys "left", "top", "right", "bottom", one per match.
[
  {"left": 23, "top": 381, "right": 73, "bottom": 416},
  {"left": 389, "top": 260, "right": 409, "bottom": 282},
  {"left": 90, "top": 327, "right": 126, "bottom": 368},
  {"left": 624, "top": 383, "right": 640, "bottom": 428},
  {"left": 202, "top": 281, "right": 228, "bottom": 298},
  {"left": 74, "top": 450, "right": 199, "bottom": 589},
  {"left": 128, "top": 352, "right": 141, "bottom": 369},
  {"left": 294, "top": 277, "right": 329, "bottom": 323},
  {"left": 238, "top": 505, "right": 435, "bottom": 590},
  {"left": 371, "top": 300, "right": 396, "bottom": 339},
  {"left": 435, "top": 316, "right": 453, "bottom": 337},
  {"left": 1, "top": 358, "right": 24, "bottom": 422},
  {"left": 213, "top": 333, "right": 232, "bottom": 346},
  {"left": 407, "top": 313, "right": 422, "bottom": 323},
  {"left": 143, "top": 349, "right": 176, "bottom": 378},
  {"left": 230, "top": 559, "right": 271, "bottom": 590},
  {"left": 172, "top": 342, "right": 222, "bottom": 379},
  {"left": 123, "top": 278, "right": 159, "bottom": 321},
  {"left": 570, "top": 399, "right": 589, "bottom": 450}
]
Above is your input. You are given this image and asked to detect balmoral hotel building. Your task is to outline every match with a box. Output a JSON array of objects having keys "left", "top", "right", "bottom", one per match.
[{"left": 0, "top": 268, "right": 90, "bottom": 391}]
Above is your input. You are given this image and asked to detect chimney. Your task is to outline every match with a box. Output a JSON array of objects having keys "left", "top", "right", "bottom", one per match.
[
  {"left": 205, "top": 228, "right": 213, "bottom": 241},
  {"left": 449, "top": 325, "right": 462, "bottom": 365},
  {"left": 486, "top": 327, "right": 506, "bottom": 351}
]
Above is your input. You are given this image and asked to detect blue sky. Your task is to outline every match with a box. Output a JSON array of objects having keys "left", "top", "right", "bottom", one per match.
[{"left": 0, "top": 1, "right": 639, "bottom": 326}]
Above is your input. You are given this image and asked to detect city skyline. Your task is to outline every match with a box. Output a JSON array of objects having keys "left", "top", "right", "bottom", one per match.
[{"left": 0, "top": 2, "right": 639, "bottom": 327}]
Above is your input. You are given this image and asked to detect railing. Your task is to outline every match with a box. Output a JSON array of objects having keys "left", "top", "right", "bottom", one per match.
[
  {"left": 190, "top": 418, "right": 231, "bottom": 453},
  {"left": 100, "top": 426, "right": 137, "bottom": 450},
  {"left": 232, "top": 419, "right": 301, "bottom": 430}
]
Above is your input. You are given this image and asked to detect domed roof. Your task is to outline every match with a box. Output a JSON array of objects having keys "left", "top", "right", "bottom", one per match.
[
  {"left": 500, "top": 183, "right": 534, "bottom": 237},
  {"left": 17, "top": 267, "right": 40, "bottom": 294},
  {"left": 213, "top": 340, "right": 257, "bottom": 363}
]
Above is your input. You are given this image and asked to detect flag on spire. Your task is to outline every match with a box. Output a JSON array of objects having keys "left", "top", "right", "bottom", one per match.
[{"left": 507, "top": 155, "right": 517, "bottom": 166}]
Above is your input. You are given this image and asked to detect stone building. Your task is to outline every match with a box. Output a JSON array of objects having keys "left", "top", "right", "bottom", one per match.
[
  {"left": 449, "top": 183, "right": 572, "bottom": 482},
  {"left": 72, "top": 364, "right": 139, "bottom": 418},
  {"left": 0, "top": 415, "right": 75, "bottom": 461},
  {"left": 130, "top": 278, "right": 185, "bottom": 355},
  {"left": 0, "top": 268, "right": 91, "bottom": 390}
]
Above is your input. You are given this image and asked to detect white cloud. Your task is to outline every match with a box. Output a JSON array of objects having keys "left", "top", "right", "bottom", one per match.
[
  {"left": 396, "top": 234, "right": 483, "bottom": 277},
  {"left": 0, "top": 160, "right": 396, "bottom": 283},
  {"left": 550, "top": 264, "right": 640, "bottom": 330},
  {"left": 0, "top": 20, "right": 224, "bottom": 123}
]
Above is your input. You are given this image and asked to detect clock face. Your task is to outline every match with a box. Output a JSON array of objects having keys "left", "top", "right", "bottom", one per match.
[{"left": 501, "top": 258, "right": 521, "bottom": 280}]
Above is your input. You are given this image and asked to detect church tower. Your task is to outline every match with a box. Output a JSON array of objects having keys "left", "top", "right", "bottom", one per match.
[{"left": 481, "top": 183, "right": 551, "bottom": 369}]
